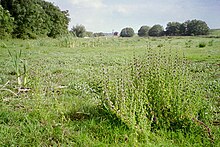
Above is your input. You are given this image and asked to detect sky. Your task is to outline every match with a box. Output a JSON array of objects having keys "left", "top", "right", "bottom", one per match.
[{"left": 45, "top": 0, "right": 220, "bottom": 33}]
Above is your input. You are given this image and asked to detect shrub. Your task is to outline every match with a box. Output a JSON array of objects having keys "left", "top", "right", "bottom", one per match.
[
  {"left": 199, "top": 42, "right": 206, "bottom": 48},
  {"left": 70, "top": 24, "right": 86, "bottom": 38},
  {"left": 157, "top": 44, "right": 163, "bottom": 47},
  {"left": 98, "top": 48, "right": 211, "bottom": 135},
  {"left": 120, "top": 27, "right": 135, "bottom": 37}
]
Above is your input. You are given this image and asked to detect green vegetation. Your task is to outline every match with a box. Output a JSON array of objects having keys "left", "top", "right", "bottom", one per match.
[
  {"left": 70, "top": 24, "right": 87, "bottom": 38},
  {"left": 166, "top": 20, "right": 210, "bottom": 36},
  {"left": 120, "top": 27, "right": 135, "bottom": 37},
  {"left": 0, "top": 1, "right": 219, "bottom": 145},
  {"left": 0, "top": 5, "right": 14, "bottom": 39},
  {"left": 149, "top": 24, "right": 164, "bottom": 37},
  {"left": 138, "top": 25, "right": 150, "bottom": 37},
  {"left": 8, "top": 49, "right": 28, "bottom": 89},
  {"left": 0, "top": 36, "right": 219, "bottom": 146},
  {"left": 185, "top": 19, "right": 210, "bottom": 36},
  {"left": 0, "top": 0, "right": 69, "bottom": 39},
  {"left": 166, "top": 22, "right": 181, "bottom": 36},
  {"left": 94, "top": 32, "right": 105, "bottom": 37},
  {"left": 209, "top": 29, "right": 220, "bottom": 37}
]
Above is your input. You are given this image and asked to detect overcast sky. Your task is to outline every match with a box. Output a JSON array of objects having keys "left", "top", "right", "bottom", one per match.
[{"left": 45, "top": 0, "right": 220, "bottom": 33}]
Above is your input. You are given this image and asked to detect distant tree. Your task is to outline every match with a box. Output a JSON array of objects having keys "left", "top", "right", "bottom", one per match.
[
  {"left": 71, "top": 24, "right": 86, "bottom": 38},
  {"left": 94, "top": 32, "right": 105, "bottom": 37},
  {"left": 186, "top": 19, "right": 210, "bottom": 36},
  {"left": 120, "top": 27, "right": 135, "bottom": 37},
  {"left": 165, "top": 22, "right": 181, "bottom": 36},
  {"left": 0, "top": 5, "right": 14, "bottom": 39},
  {"left": 148, "top": 24, "right": 164, "bottom": 37},
  {"left": 138, "top": 25, "right": 150, "bottom": 37},
  {"left": 179, "top": 21, "right": 189, "bottom": 36}
]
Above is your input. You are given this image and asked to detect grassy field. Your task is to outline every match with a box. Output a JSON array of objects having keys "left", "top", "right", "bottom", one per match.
[{"left": 0, "top": 35, "right": 220, "bottom": 146}]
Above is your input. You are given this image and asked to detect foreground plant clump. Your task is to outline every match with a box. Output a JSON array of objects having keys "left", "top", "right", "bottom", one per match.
[{"left": 97, "top": 48, "right": 212, "bottom": 138}]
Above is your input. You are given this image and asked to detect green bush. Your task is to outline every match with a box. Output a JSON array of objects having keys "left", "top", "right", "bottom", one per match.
[
  {"left": 98, "top": 48, "right": 211, "bottom": 135},
  {"left": 120, "top": 27, "right": 135, "bottom": 37},
  {"left": 199, "top": 42, "right": 206, "bottom": 48},
  {"left": 70, "top": 24, "right": 87, "bottom": 38}
]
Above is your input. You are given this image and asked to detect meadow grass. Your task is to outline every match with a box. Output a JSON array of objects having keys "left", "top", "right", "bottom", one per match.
[{"left": 0, "top": 36, "right": 220, "bottom": 146}]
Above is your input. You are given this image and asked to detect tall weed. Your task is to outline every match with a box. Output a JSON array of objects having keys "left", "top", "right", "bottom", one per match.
[
  {"left": 97, "top": 47, "right": 211, "bottom": 136},
  {"left": 8, "top": 49, "right": 28, "bottom": 87}
]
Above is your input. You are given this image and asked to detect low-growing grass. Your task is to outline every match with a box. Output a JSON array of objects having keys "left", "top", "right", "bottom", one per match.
[{"left": 0, "top": 36, "right": 219, "bottom": 146}]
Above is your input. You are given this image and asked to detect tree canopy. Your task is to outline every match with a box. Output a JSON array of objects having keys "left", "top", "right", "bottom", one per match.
[
  {"left": 165, "top": 22, "right": 181, "bottom": 36},
  {"left": 185, "top": 19, "right": 210, "bottom": 36},
  {"left": 148, "top": 25, "right": 164, "bottom": 37},
  {"left": 165, "top": 20, "right": 210, "bottom": 36},
  {"left": 0, "top": 0, "right": 70, "bottom": 39},
  {"left": 120, "top": 27, "right": 135, "bottom": 37},
  {"left": 0, "top": 5, "right": 14, "bottom": 39},
  {"left": 138, "top": 25, "right": 150, "bottom": 37},
  {"left": 70, "top": 24, "right": 87, "bottom": 38}
]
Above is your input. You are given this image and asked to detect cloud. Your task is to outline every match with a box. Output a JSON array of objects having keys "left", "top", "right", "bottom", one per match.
[
  {"left": 69, "top": 0, "right": 105, "bottom": 8},
  {"left": 112, "top": 4, "right": 140, "bottom": 15}
]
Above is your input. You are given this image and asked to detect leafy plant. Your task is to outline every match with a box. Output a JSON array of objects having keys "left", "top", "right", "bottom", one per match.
[
  {"left": 98, "top": 48, "right": 212, "bottom": 137},
  {"left": 199, "top": 42, "right": 206, "bottom": 48}
]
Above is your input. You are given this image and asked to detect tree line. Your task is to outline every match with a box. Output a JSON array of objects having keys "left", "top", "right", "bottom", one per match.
[
  {"left": 0, "top": 0, "right": 70, "bottom": 39},
  {"left": 70, "top": 19, "right": 210, "bottom": 38},
  {"left": 0, "top": 0, "right": 210, "bottom": 39},
  {"left": 120, "top": 19, "right": 210, "bottom": 37}
]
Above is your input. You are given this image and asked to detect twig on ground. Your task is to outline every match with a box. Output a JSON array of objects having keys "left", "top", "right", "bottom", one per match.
[{"left": 192, "top": 117, "right": 214, "bottom": 143}]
